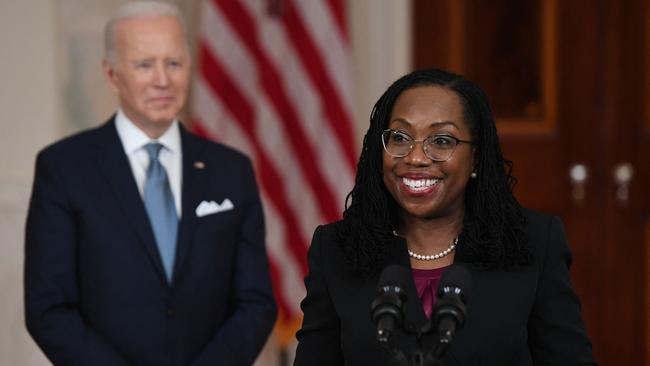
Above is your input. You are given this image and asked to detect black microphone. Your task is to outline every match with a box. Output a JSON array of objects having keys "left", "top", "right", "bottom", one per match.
[
  {"left": 371, "top": 264, "right": 410, "bottom": 344},
  {"left": 432, "top": 265, "right": 471, "bottom": 352}
]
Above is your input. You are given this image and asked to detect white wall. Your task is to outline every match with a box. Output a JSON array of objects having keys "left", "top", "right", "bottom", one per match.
[
  {"left": 349, "top": 0, "right": 412, "bottom": 140},
  {"left": 0, "top": 0, "right": 59, "bottom": 364},
  {"left": 0, "top": 1, "right": 410, "bottom": 364}
]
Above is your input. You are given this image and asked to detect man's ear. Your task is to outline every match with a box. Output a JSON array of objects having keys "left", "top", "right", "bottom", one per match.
[{"left": 102, "top": 59, "right": 119, "bottom": 94}]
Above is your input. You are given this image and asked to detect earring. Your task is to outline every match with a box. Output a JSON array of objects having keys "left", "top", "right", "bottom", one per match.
[{"left": 470, "top": 172, "right": 477, "bottom": 179}]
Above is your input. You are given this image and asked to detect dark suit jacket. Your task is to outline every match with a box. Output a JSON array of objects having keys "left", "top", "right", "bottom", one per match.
[
  {"left": 25, "top": 119, "right": 277, "bottom": 366},
  {"left": 295, "top": 209, "right": 596, "bottom": 365}
]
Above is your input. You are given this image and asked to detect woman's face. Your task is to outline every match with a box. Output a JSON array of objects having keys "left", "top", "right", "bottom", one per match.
[{"left": 382, "top": 85, "right": 475, "bottom": 222}]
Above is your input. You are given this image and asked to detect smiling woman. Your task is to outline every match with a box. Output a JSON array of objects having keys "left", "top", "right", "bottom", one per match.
[
  {"left": 294, "top": 68, "right": 597, "bottom": 365},
  {"left": 382, "top": 85, "right": 476, "bottom": 247}
]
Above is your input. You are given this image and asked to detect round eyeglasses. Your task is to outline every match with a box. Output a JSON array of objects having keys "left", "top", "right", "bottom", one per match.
[{"left": 381, "top": 129, "right": 474, "bottom": 162}]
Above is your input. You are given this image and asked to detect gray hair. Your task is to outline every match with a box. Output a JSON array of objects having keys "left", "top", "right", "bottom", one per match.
[{"left": 104, "top": 1, "right": 188, "bottom": 65}]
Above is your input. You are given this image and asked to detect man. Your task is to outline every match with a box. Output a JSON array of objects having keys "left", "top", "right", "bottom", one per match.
[{"left": 24, "top": 2, "right": 276, "bottom": 365}]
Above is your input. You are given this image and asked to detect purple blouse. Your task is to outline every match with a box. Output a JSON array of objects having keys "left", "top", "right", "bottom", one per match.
[{"left": 412, "top": 266, "right": 450, "bottom": 319}]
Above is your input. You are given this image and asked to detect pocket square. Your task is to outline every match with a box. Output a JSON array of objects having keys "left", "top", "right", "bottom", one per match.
[{"left": 195, "top": 199, "right": 234, "bottom": 217}]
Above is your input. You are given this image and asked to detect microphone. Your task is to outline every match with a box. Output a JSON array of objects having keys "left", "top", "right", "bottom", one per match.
[
  {"left": 371, "top": 264, "right": 410, "bottom": 344},
  {"left": 432, "top": 265, "right": 471, "bottom": 353}
]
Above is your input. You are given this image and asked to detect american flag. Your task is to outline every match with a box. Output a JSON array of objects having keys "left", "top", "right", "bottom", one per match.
[{"left": 191, "top": 0, "right": 356, "bottom": 346}]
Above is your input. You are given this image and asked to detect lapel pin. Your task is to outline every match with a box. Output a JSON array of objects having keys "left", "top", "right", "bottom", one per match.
[{"left": 193, "top": 161, "right": 205, "bottom": 169}]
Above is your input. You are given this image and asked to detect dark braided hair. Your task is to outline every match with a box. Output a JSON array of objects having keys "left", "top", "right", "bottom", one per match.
[{"left": 337, "top": 68, "right": 532, "bottom": 277}]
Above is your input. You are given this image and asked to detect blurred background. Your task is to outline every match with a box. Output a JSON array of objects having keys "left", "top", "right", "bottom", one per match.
[{"left": 0, "top": 0, "right": 647, "bottom": 365}]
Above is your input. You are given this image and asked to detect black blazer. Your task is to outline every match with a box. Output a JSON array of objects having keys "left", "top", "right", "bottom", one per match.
[
  {"left": 25, "top": 119, "right": 277, "bottom": 366},
  {"left": 295, "top": 209, "right": 596, "bottom": 365}
]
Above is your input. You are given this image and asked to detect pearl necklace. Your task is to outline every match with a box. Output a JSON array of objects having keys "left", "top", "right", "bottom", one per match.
[{"left": 392, "top": 230, "right": 458, "bottom": 261}]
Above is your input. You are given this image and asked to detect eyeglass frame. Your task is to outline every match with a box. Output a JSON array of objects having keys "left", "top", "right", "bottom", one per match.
[{"left": 381, "top": 128, "right": 475, "bottom": 162}]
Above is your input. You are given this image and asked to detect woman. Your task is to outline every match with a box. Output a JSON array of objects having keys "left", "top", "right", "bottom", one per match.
[{"left": 294, "top": 69, "right": 596, "bottom": 365}]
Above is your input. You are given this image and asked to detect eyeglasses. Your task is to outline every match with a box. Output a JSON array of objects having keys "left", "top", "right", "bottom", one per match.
[{"left": 381, "top": 129, "right": 474, "bottom": 162}]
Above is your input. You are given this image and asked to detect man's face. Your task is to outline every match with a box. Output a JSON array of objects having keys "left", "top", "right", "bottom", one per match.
[{"left": 104, "top": 15, "right": 190, "bottom": 137}]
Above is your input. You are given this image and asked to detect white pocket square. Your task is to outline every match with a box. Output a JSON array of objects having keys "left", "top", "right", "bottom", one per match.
[{"left": 195, "top": 199, "right": 234, "bottom": 217}]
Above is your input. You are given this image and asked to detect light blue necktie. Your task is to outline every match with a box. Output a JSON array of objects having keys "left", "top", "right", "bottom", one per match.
[{"left": 143, "top": 142, "right": 178, "bottom": 282}]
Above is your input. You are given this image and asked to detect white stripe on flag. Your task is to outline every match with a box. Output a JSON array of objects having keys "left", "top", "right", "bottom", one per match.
[
  {"left": 242, "top": 1, "right": 354, "bottom": 207},
  {"left": 290, "top": 0, "right": 355, "bottom": 115},
  {"left": 193, "top": 0, "right": 357, "bottom": 324},
  {"left": 201, "top": 3, "right": 325, "bottom": 245}
]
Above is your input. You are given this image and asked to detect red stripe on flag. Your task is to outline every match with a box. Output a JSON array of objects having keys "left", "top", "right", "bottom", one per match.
[
  {"left": 214, "top": 0, "right": 341, "bottom": 222},
  {"left": 283, "top": 1, "right": 357, "bottom": 171},
  {"left": 193, "top": 0, "right": 357, "bottom": 336},
  {"left": 199, "top": 44, "right": 309, "bottom": 278},
  {"left": 326, "top": 0, "right": 348, "bottom": 42}
]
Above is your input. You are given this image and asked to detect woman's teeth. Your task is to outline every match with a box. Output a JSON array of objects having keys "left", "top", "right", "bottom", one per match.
[{"left": 402, "top": 177, "right": 440, "bottom": 190}]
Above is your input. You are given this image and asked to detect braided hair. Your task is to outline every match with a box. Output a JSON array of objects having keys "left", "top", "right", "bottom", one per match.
[{"left": 337, "top": 68, "right": 532, "bottom": 277}]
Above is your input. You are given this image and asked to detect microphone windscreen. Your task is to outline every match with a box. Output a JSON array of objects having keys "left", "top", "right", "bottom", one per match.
[
  {"left": 438, "top": 265, "right": 472, "bottom": 300},
  {"left": 377, "top": 264, "right": 411, "bottom": 290}
]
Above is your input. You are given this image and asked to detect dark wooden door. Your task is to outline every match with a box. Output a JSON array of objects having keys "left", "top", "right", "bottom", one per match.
[
  {"left": 413, "top": 1, "right": 648, "bottom": 365},
  {"left": 600, "top": 0, "right": 650, "bottom": 364}
]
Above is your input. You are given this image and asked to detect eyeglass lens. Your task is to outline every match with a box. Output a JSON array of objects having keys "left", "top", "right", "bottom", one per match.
[{"left": 382, "top": 130, "right": 457, "bottom": 161}]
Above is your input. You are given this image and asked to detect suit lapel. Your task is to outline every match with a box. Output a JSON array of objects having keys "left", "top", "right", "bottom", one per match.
[
  {"left": 93, "top": 119, "right": 168, "bottom": 284},
  {"left": 172, "top": 126, "right": 208, "bottom": 284},
  {"left": 384, "top": 236, "right": 429, "bottom": 329}
]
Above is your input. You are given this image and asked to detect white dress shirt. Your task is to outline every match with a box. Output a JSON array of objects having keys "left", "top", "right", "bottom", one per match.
[{"left": 115, "top": 109, "right": 182, "bottom": 217}]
